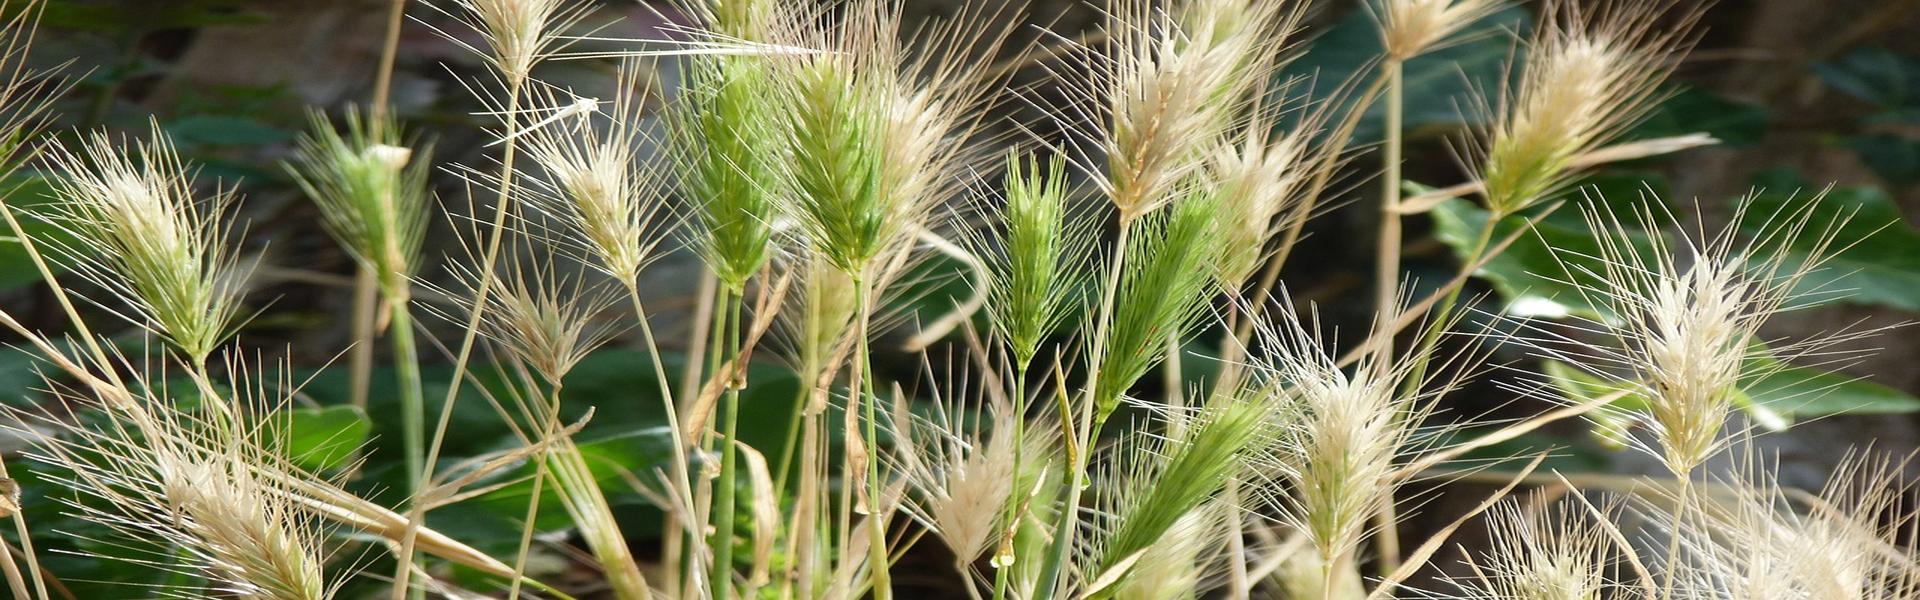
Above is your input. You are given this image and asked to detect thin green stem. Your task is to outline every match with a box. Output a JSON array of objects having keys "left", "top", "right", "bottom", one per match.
[
  {"left": 503, "top": 385, "right": 558, "bottom": 600},
  {"left": 990, "top": 362, "right": 1031, "bottom": 600},
  {"left": 624, "top": 282, "right": 703, "bottom": 596},
  {"left": 711, "top": 287, "right": 745, "bottom": 599},
  {"left": 1034, "top": 219, "right": 1134, "bottom": 600},
  {"left": 390, "top": 79, "right": 525, "bottom": 600},
  {"left": 369, "top": 0, "right": 406, "bottom": 124},
  {"left": 347, "top": 268, "right": 377, "bottom": 411},
  {"left": 852, "top": 272, "right": 891, "bottom": 599},
  {"left": 389, "top": 298, "right": 425, "bottom": 508}
]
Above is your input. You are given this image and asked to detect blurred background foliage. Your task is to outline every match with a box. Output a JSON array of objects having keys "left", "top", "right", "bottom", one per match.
[{"left": 8, "top": 0, "right": 1920, "bottom": 596}]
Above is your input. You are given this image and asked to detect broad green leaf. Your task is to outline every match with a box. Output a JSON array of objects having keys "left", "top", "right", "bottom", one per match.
[
  {"left": 1845, "top": 134, "right": 1920, "bottom": 186},
  {"left": 166, "top": 115, "right": 291, "bottom": 147},
  {"left": 274, "top": 405, "right": 372, "bottom": 471},
  {"left": 1635, "top": 86, "right": 1770, "bottom": 146},
  {"left": 1816, "top": 47, "right": 1920, "bottom": 109},
  {"left": 1429, "top": 188, "right": 1668, "bottom": 322},
  {"left": 1280, "top": 6, "right": 1527, "bottom": 142},
  {"left": 1742, "top": 349, "right": 1920, "bottom": 418},
  {"left": 1744, "top": 169, "right": 1920, "bottom": 312}
]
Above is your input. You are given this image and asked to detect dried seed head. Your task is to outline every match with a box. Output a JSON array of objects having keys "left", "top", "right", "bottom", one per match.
[
  {"left": 439, "top": 0, "right": 592, "bottom": 85},
  {"left": 522, "top": 67, "right": 667, "bottom": 286},
  {"left": 892, "top": 364, "right": 1020, "bottom": 565},
  {"left": 19, "top": 369, "right": 336, "bottom": 600},
  {"left": 1073, "top": 0, "right": 1306, "bottom": 221},
  {"left": 439, "top": 252, "right": 622, "bottom": 383},
  {"left": 1479, "top": 0, "right": 1692, "bottom": 214},
  {"left": 1379, "top": 0, "right": 1504, "bottom": 61},
  {"left": 42, "top": 123, "right": 250, "bottom": 362},
  {"left": 1206, "top": 117, "right": 1317, "bottom": 288},
  {"left": 1452, "top": 497, "right": 1621, "bottom": 600},
  {"left": 1534, "top": 194, "right": 1859, "bottom": 478},
  {"left": 288, "top": 109, "right": 432, "bottom": 300}
]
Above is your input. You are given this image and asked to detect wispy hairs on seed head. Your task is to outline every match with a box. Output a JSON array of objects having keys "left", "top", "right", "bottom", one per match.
[
  {"left": 974, "top": 151, "right": 1094, "bottom": 368},
  {"left": 1061, "top": 0, "right": 1306, "bottom": 221},
  {"left": 1477, "top": 0, "right": 1695, "bottom": 215},
  {"left": 671, "top": 8, "right": 785, "bottom": 291},
  {"left": 40, "top": 122, "right": 252, "bottom": 363},
  {"left": 520, "top": 67, "right": 671, "bottom": 288},
  {"left": 427, "top": 0, "right": 595, "bottom": 85},
  {"left": 1091, "top": 191, "right": 1222, "bottom": 420},
  {"left": 18, "top": 364, "right": 340, "bottom": 600},
  {"left": 1377, "top": 0, "right": 1506, "bottom": 61},
  {"left": 433, "top": 248, "right": 623, "bottom": 384},
  {"left": 1522, "top": 191, "right": 1868, "bottom": 478},
  {"left": 1445, "top": 494, "right": 1626, "bottom": 600}
]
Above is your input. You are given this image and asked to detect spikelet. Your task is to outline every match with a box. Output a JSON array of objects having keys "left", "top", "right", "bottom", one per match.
[
  {"left": 1077, "top": 399, "right": 1272, "bottom": 597},
  {"left": 890, "top": 358, "right": 1020, "bottom": 569},
  {"left": 1091, "top": 192, "right": 1222, "bottom": 421},
  {"left": 1478, "top": 0, "right": 1693, "bottom": 215},
  {"left": 1444, "top": 495, "right": 1625, "bottom": 600},
  {"left": 975, "top": 152, "right": 1092, "bottom": 367},
  {"left": 1526, "top": 194, "right": 1859, "bottom": 478},
  {"left": 287, "top": 109, "right": 431, "bottom": 299},
  {"left": 1245, "top": 300, "right": 1450, "bottom": 564},
  {"left": 18, "top": 366, "right": 336, "bottom": 600},
  {"left": 1205, "top": 112, "right": 1318, "bottom": 289},
  {"left": 520, "top": 66, "right": 668, "bottom": 287},
  {"left": 39, "top": 123, "right": 250, "bottom": 364},
  {"left": 429, "top": 0, "right": 594, "bottom": 85},
  {"left": 1378, "top": 0, "right": 1505, "bottom": 61},
  {"left": 672, "top": 13, "right": 784, "bottom": 291},
  {"left": 435, "top": 250, "right": 622, "bottom": 384},
  {"left": 1076, "top": 0, "right": 1303, "bottom": 220}
]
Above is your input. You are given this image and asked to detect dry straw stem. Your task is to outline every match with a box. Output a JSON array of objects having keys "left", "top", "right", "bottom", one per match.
[
  {"left": 39, "top": 123, "right": 252, "bottom": 368},
  {"left": 1476, "top": 0, "right": 1697, "bottom": 216}
]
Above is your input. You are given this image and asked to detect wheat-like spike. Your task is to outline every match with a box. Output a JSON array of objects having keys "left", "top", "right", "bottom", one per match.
[
  {"left": 1091, "top": 190, "right": 1222, "bottom": 420},
  {"left": 17, "top": 364, "right": 337, "bottom": 600},
  {"left": 519, "top": 66, "right": 670, "bottom": 288},
  {"left": 1077, "top": 399, "right": 1271, "bottom": 598},
  {"left": 1518, "top": 191, "right": 1870, "bottom": 478},
  {"left": 287, "top": 108, "right": 432, "bottom": 299},
  {"left": 1477, "top": 0, "right": 1696, "bottom": 215},
  {"left": 38, "top": 122, "right": 251, "bottom": 364},
  {"left": 972, "top": 151, "right": 1094, "bottom": 368},
  {"left": 1377, "top": 0, "right": 1507, "bottom": 61}
]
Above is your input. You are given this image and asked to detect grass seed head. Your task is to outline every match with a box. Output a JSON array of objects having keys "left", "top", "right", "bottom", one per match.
[
  {"left": 981, "top": 152, "right": 1089, "bottom": 367},
  {"left": 1479, "top": 0, "right": 1692, "bottom": 214},
  {"left": 42, "top": 122, "right": 250, "bottom": 362},
  {"left": 288, "top": 109, "right": 432, "bottom": 300},
  {"left": 522, "top": 68, "right": 667, "bottom": 287},
  {"left": 1379, "top": 0, "right": 1505, "bottom": 61},
  {"left": 1092, "top": 190, "right": 1222, "bottom": 420}
]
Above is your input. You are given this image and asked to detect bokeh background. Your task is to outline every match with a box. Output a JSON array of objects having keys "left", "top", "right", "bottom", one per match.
[{"left": 8, "top": 0, "right": 1920, "bottom": 597}]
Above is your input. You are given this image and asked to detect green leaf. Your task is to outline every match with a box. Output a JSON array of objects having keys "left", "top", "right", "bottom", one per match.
[
  {"left": 1742, "top": 348, "right": 1920, "bottom": 418},
  {"left": 1429, "top": 185, "right": 1669, "bottom": 321},
  {"left": 1635, "top": 86, "right": 1770, "bottom": 146},
  {"left": 1744, "top": 169, "right": 1920, "bottom": 312},
  {"left": 1816, "top": 47, "right": 1920, "bottom": 109},
  {"left": 1281, "top": 6, "right": 1528, "bottom": 142},
  {"left": 274, "top": 405, "right": 372, "bottom": 471},
  {"left": 1844, "top": 134, "right": 1920, "bottom": 186}
]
